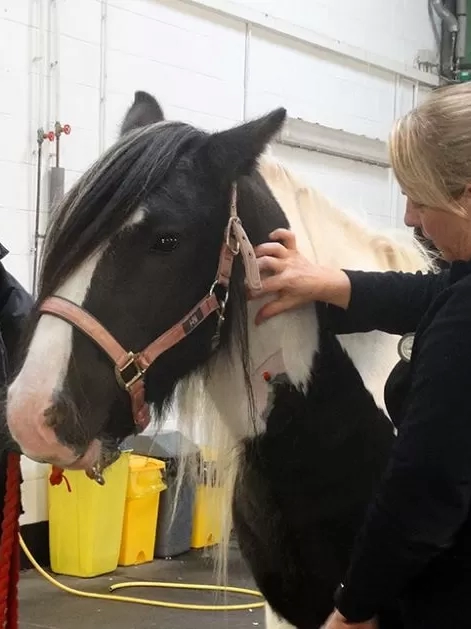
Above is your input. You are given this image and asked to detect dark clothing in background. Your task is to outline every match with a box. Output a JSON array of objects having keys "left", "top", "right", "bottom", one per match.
[
  {"left": 0, "top": 244, "right": 33, "bottom": 533},
  {"left": 322, "top": 262, "right": 471, "bottom": 628}
]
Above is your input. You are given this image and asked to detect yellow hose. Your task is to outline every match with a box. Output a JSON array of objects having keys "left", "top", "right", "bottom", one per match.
[{"left": 19, "top": 533, "right": 265, "bottom": 611}]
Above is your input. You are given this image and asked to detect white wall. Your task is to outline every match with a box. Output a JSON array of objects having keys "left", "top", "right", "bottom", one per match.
[
  {"left": 0, "top": 0, "right": 439, "bottom": 291},
  {"left": 221, "top": 0, "right": 438, "bottom": 68}
]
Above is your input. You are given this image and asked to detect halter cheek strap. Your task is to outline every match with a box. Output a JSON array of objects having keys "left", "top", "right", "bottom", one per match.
[{"left": 38, "top": 183, "right": 261, "bottom": 432}]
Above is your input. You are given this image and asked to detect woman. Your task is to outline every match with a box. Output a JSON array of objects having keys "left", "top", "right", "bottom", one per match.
[{"left": 250, "top": 81, "right": 471, "bottom": 629}]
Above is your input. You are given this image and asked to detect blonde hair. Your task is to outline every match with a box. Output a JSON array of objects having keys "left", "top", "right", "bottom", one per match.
[{"left": 389, "top": 81, "right": 471, "bottom": 216}]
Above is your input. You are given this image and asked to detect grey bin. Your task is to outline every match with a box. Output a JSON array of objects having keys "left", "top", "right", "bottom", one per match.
[{"left": 121, "top": 431, "right": 200, "bottom": 559}]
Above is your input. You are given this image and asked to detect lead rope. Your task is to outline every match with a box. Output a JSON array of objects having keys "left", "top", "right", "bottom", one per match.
[
  {"left": 49, "top": 466, "right": 71, "bottom": 493},
  {"left": 0, "top": 451, "right": 21, "bottom": 629}
]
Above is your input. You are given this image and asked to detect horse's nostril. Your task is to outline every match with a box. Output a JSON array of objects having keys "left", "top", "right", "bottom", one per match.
[{"left": 43, "top": 403, "right": 64, "bottom": 429}]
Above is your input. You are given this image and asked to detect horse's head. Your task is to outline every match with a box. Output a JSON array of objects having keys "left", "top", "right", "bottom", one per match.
[{"left": 6, "top": 91, "right": 287, "bottom": 477}]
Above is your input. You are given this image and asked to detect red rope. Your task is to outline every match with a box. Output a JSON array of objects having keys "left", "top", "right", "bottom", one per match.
[
  {"left": 0, "top": 451, "right": 21, "bottom": 629},
  {"left": 6, "top": 513, "right": 19, "bottom": 629},
  {"left": 0, "top": 457, "right": 72, "bottom": 629}
]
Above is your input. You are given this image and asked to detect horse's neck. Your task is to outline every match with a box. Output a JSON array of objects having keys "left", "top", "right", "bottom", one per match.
[
  {"left": 204, "top": 290, "right": 394, "bottom": 440},
  {"left": 200, "top": 169, "right": 320, "bottom": 438},
  {"left": 205, "top": 296, "right": 320, "bottom": 438},
  {"left": 201, "top": 159, "right": 412, "bottom": 437},
  {"left": 255, "top": 157, "right": 423, "bottom": 413}
]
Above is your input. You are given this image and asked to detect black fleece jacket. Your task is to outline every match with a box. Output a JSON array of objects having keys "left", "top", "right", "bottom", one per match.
[
  {"left": 322, "top": 261, "right": 471, "bottom": 622},
  {"left": 0, "top": 244, "right": 33, "bottom": 532}
]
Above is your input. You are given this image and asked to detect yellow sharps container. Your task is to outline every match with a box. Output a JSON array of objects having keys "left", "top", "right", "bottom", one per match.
[
  {"left": 118, "top": 454, "right": 166, "bottom": 566},
  {"left": 48, "top": 451, "right": 130, "bottom": 577}
]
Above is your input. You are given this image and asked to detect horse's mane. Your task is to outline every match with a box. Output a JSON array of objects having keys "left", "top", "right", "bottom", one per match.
[
  {"left": 171, "top": 152, "right": 435, "bottom": 584},
  {"left": 257, "top": 154, "right": 434, "bottom": 274}
]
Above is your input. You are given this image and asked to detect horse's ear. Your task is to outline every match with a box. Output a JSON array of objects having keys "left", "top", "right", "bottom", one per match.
[
  {"left": 203, "top": 108, "right": 287, "bottom": 179},
  {"left": 120, "top": 90, "right": 165, "bottom": 136}
]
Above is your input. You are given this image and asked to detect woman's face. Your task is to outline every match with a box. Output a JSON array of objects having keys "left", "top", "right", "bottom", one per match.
[{"left": 403, "top": 191, "right": 471, "bottom": 262}]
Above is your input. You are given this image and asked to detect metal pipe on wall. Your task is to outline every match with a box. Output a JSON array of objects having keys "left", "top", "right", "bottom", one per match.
[
  {"left": 98, "top": 0, "right": 108, "bottom": 154},
  {"left": 456, "top": 0, "right": 468, "bottom": 62},
  {"left": 430, "top": 0, "right": 459, "bottom": 32},
  {"left": 31, "top": 0, "right": 70, "bottom": 297},
  {"left": 52, "top": 0, "right": 61, "bottom": 124},
  {"left": 242, "top": 23, "right": 251, "bottom": 121},
  {"left": 31, "top": 0, "right": 48, "bottom": 297},
  {"left": 430, "top": 0, "right": 459, "bottom": 78}
]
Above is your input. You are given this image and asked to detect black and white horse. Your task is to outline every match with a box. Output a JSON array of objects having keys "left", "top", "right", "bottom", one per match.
[{"left": 6, "top": 91, "right": 432, "bottom": 628}]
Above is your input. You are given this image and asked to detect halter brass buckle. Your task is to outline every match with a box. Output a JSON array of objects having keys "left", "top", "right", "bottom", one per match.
[{"left": 114, "top": 351, "right": 146, "bottom": 391}]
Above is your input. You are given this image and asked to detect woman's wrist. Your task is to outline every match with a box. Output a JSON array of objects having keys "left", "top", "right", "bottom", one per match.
[{"left": 315, "top": 268, "right": 352, "bottom": 310}]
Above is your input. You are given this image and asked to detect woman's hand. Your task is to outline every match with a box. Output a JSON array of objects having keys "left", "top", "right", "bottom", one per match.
[
  {"left": 249, "top": 228, "right": 352, "bottom": 325},
  {"left": 322, "top": 609, "right": 378, "bottom": 629}
]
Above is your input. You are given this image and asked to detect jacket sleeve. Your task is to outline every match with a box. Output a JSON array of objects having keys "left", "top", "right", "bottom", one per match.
[
  {"left": 333, "top": 281, "right": 471, "bottom": 622},
  {"left": 324, "top": 268, "right": 450, "bottom": 336},
  {"left": 0, "top": 264, "right": 33, "bottom": 373}
]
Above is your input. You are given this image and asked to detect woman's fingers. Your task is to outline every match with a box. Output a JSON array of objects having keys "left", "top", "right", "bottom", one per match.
[
  {"left": 254, "top": 241, "right": 290, "bottom": 259},
  {"left": 258, "top": 273, "right": 286, "bottom": 294},
  {"left": 269, "top": 228, "right": 297, "bottom": 250},
  {"left": 256, "top": 255, "right": 284, "bottom": 275},
  {"left": 254, "top": 229, "right": 298, "bottom": 261},
  {"left": 246, "top": 273, "right": 284, "bottom": 300}
]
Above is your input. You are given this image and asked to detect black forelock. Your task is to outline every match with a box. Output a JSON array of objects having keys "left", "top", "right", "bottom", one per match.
[{"left": 38, "top": 121, "right": 207, "bottom": 300}]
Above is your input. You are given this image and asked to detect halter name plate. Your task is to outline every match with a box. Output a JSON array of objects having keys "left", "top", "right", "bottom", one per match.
[{"left": 397, "top": 332, "right": 415, "bottom": 363}]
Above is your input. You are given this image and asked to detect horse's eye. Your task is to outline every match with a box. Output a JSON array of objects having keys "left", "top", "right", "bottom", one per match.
[{"left": 152, "top": 235, "right": 179, "bottom": 253}]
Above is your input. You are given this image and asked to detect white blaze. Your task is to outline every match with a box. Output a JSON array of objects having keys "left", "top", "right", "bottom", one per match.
[
  {"left": 6, "top": 210, "right": 145, "bottom": 466},
  {"left": 6, "top": 251, "right": 103, "bottom": 464}
]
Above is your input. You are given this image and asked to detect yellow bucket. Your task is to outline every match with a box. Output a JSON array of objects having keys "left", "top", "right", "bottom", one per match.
[
  {"left": 191, "top": 447, "right": 225, "bottom": 549},
  {"left": 118, "top": 454, "right": 166, "bottom": 566},
  {"left": 48, "top": 451, "right": 130, "bottom": 578}
]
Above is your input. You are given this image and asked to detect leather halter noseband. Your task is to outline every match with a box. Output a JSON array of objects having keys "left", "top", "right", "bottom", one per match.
[{"left": 37, "top": 184, "right": 261, "bottom": 433}]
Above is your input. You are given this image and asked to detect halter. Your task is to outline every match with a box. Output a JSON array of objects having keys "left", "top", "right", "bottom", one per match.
[{"left": 38, "top": 184, "right": 262, "bottom": 433}]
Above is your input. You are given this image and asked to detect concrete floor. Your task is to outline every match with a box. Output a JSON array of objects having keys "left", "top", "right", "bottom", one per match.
[{"left": 19, "top": 540, "right": 264, "bottom": 629}]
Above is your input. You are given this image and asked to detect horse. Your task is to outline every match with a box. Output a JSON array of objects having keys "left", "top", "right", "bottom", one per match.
[{"left": 5, "top": 90, "right": 433, "bottom": 629}]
